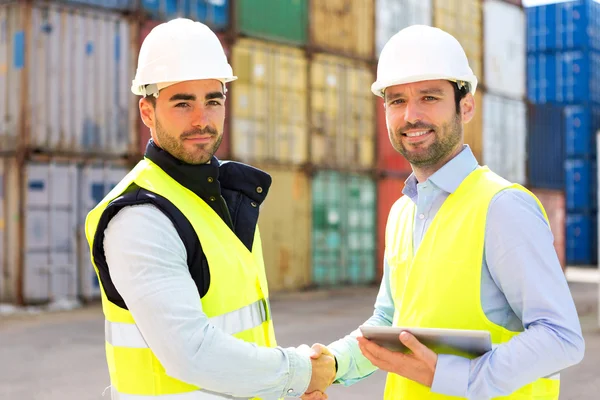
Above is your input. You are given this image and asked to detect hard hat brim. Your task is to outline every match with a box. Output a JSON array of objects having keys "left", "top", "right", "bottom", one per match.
[
  {"left": 371, "top": 74, "right": 478, "bottom": 98},
  {"left": 131, "top": 76, "right": 238, "bottom": 96}
]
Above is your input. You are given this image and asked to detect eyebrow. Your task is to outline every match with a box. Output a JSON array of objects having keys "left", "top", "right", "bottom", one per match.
[
  {"left": 386, "top": 87, "right": 446, "bottom": 101},
  {"left": 168, "top": 92, "right": 225, "bottom": 102}
]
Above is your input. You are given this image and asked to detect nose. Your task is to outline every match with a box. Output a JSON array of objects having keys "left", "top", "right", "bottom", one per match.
[
  {"left": 403, "top": 100, "right": 423, "bottom": 125},
  {"left": 191, "top": 107, "right": 210, "bottom": 128}
]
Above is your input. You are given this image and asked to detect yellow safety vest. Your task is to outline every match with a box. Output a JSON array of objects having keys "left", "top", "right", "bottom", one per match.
[
  {"left": 383, "top": 166, "right": 560, "bottom": 400},
  {"left": 85, "top": 158, "right": 277, "bottom": 399}
]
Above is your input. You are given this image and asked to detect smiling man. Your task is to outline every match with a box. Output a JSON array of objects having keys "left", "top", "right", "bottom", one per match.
[
  {"left": 309, "top": 25, "right": 585, "bottom": 399},
  {"left": 84, "top": 18, "right": 335, "bottom": 400}
]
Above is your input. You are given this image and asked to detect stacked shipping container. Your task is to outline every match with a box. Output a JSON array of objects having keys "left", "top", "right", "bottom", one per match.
[{"left": 527, "top": 0, "right": 599, "bottom": 265}]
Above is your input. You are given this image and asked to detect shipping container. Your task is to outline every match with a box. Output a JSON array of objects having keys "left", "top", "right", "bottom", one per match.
[
  {"left": 231, "top": 38, "right": 308, "bottom": 164},
  {"left": 376, "top": 175, "right": 407, "bottom": 280},
  {"left": 254, "top": 165, "right": 311, "bottom": 293},
  {"left": 311, "top": 53, "right": 375, "bottom": 170},
  {"left": 526, "top": 0, "right": 600, "bottom": 53},
  {"left": 482, "top": 93, "right": 527, "bottom": 184},
  {"left": 311, "top": 0, "right": 374, "bottom": 59},
  {"left": 137, "top": 20, "right": 231, "bottom": 159},
  {"left": 236, "top": 0, "right": 307, "bottom": 45},
  {"left": 528, "top": 103, "right": 565, "bottom": 189},
  {"left": 312, "top": 171, "right": 376, "bottom": 286},
  {"left": 0, "top": 158, "right": 5, "bottom": 300},
  {"left": 1, "top": 157, "right": 18, "bottom": 302},
  {"left": 527, "top": 52, "right": 555, "bottom": 104},
  {"left": 565, "top": 105, "right": 600, "bottom": 158},
  {"left": 1, "top": 2, "right": 133, "bottom": 155},
  {"left": 375, "top": 0, "right": 432, "bottom": 57},
  {"left": 433, "top": 0, "right": 483, "bottom": 81},
  {"left": 484, "top": 0, "right": 526, "bottom": 98},
  {"left": 78, "top": 162, "right": 129, "bottom": 301},
  {"left": 141, "top": 0, "right": 229, "bottom": 29},
  {"left": 23, "top": 162, "right": 79, "bottom": 303},
  {"left": 565, "top": 158, "right": 596, "bottom": 212},
  {"left": 376, "top": 97, "right": 412, "bottom": 174},
  {"left": 530, "top": 188, "right": 566, "bottom": 269},
  {"left": 566, "top": 212, "right": 597, "bottom": 265},
  {"left": 502, "top": 0, "right": 522, "bottom": 6},
  {"left": 465, "top": 91, "right": 484, "bottom": 162}
]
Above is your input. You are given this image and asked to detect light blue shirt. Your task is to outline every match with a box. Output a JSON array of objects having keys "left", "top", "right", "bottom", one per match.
[{"left": 328, "top": 145, "right": 585, "bottom": 398}]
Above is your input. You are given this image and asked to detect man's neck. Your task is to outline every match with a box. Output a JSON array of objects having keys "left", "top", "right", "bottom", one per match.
[{"left": 412, "top": 145, "right": 463, "bottom": 183}]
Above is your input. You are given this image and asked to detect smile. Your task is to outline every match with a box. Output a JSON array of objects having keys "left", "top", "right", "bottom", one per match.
[{"left": 403, "top": 130, "right": 432, "bottom": 137}]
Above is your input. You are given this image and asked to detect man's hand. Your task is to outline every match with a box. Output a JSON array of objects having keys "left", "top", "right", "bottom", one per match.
[
  {"left": 357, "top": 331, "right": 438, "bottom": 387},
  {"left": 299, "top": 343, "right": 336, "bottom": 399}
]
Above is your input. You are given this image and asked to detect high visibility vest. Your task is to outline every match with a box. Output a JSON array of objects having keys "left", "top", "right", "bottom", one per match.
[
  {"left": 383, "top": 166, "right": 560, "bottom": 400},
  {"left": 85, "top": 158, "right": 277, "bottom": 399}
]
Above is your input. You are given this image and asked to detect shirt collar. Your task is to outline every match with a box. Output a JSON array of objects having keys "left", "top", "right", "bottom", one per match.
[{"left": 402, "top": 145, "right": 479, "bottom": 197}]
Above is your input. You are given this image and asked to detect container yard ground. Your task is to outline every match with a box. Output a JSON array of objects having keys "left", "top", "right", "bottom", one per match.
[{"left": 1, "top": 279, "right": 598, "bottom": 400}]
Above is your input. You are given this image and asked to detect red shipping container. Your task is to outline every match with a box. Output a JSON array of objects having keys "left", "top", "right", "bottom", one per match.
[
  {"left": 137, "top": 21, "right": 231, "bottom": 160},
  {"left": 377, "top": 175, "right": 409, "bottom": 280},
  {"left": 376, "top": 97, "right": 413, "bottom": 174},
  {"left": 530, "top": 188, "right": 566, "bottom": 270}
]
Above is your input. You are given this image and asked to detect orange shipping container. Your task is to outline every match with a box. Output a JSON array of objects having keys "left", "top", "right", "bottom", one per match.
[
  {"left": 255, "top": 165, "right": 312, "bottom": 292},
  {"left": 530, "top": 188, "right": 567, "bottom": 270},
  {"left": 311, "top": 54, "right": 375, "bottom": 170},
  {"left": 137, "top": 20, "right": 231, "bottom": 160},
  {"left": 377, "top": 175, "right": 408, "bottom": 280},
  {"left": 311, "top": 0, "right": 374, "bottom": 59},
  {"left": 433, "top": 0, "right": 483, "bottom": 82},
  {"left": 231, "top": 39, "right": 308, "bottom": 165}
]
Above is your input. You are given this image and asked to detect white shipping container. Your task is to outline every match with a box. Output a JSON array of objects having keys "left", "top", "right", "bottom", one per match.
[
  {"left": 1, "top": 2, "right": 132, "bottom": 155},
  {"left": 484, "top": 0, "right": 526, "bottom": 98},
  {"left": 483, "top": 93, "right": 527, "bottom": 184},
  {"left": 24, "top": 162, "right": 79, "bottom": 303},
  {"left": 375, "top": 0, "right": 432, "bottom": 57},
  {"left": 78, "top": 163, "right": 128, "bottom": 301}
]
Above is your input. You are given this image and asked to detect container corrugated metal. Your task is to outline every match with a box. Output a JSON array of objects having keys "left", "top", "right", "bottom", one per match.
[
  {"left": 254, "top": 165, "right": 311, "bottom": 292},
  {"left": 0, "top": 3, "right": 24, "bottom": 153},
  {"left": 433, "top": 0, "right": 483, "bottom": 81},
  {"left": 375, "top": 0, "right": 432, "bottom": 57},
  {"left": 78, "top": 162, "right": 129, "bottom": 301},
  {"left": 0, "top": 159, "right": 5, "bottom": 300},
  {"left": 376, "top": 97, "right": 412, "bottom": 174},
  {"left": 376, "top": 176, "right": 407, "bottom": 280},
  {"left": 311, "top": 54, "right": 375, "bottom": 170},
  {"left": 484, "top": 0, "right": 526, "bottom": 98},
  {"left": 64, "top": 0, "right": 135, "bottom": 11},
  {"left": 565, "top": 105, "right": 600, "bottom": 158},
  {"left": 237, "top": 0, "right": 307, "bottom": 45},
  {"left": 482, "top": 93, "right": 527, "bottom": 184},
  {"left": 23, "top": 162, "right": 79, "bottom": 303},
  {"left": 311, "top": 0, "right": 374, "bottom": 59},
  {"left": 4, "top": 2, "right": 133, "bottom": 155},
  {"left": 566, "top": 212, "right": 597, "bottom": 265},
  {"left": 530, "top": 188, "right": 566, "bottom": 270},
  {"left": 565, "top": 158, "right": 595, "bottom": 212},
  {"left": 526, "top": 0, "right": 600, "bottom": 53},
  {"left": 138, "top": 21, "right": 231, "bottom": 159},
  {"left": 231, "top": 38, "right": 307, "bottom": 164},
  {"left": 312, "top": 171, "right": 376, "bottom": 286},
  {"left": 141, "top": 0, "right": 229, "bottom": 30},
  {"left": 527, "top": 52, "right": 555, "bottom": 104},
  {"left": 528, "top": 103, "right": 565, "bottom": 189},
  {"left": 2, "top": 157, "right": 18, "bottom": 302},
  {"left": 465, "top": 92, "right": 484, "bottom": 162}
]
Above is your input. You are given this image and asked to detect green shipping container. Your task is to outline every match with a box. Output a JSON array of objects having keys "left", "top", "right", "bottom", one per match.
[
  {"left": 237, "top": 0, "right": 307, "bottom": 45},
  {"left": 312, "top": 171, "right": 376, "bottom": 286}
]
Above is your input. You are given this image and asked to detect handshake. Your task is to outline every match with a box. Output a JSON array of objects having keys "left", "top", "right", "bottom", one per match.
[{"left": 298, "top": 343, "right": 337, "bottom": 400}]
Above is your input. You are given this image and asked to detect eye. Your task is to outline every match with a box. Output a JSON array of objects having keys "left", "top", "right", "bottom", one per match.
[
  {"left": 175, "top": 103, "right": 190, "bottom": 108},
  {"left": 207, "top": 100, "right": 223, "bottom": 106},
  {"left": 424, "top": 96, "right": 438, "bottom": 101},
  {"left": 390, "top": 99, "right": 405, "bottom": 105}
]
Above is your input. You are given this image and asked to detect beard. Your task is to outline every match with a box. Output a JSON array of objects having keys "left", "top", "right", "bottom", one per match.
[
  {"left": 390, "top": 113, "right": 462, "bottom": 167},
  {"left": 154, "top": 118, "right": 223, "bottom": 165}
]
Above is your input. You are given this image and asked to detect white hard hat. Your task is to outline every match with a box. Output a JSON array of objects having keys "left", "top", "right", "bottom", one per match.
[
  {"left": 371, "top": 25, "right": 477, "bottom": 98},
  {"left": 131, "top": 18, "right": 237, "bottom": 97}
]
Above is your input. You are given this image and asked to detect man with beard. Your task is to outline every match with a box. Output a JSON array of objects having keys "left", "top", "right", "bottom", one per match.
[
  {"left": 309, "top": 25, "right": 584, "bottom": 399},
  {"left": 84, "top": 19, "right": 335, "bottom": 400}
]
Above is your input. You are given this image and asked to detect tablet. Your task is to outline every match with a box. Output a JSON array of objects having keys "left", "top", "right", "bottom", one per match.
[{"left": 359, "top": 325, "right": 492, "bottom": 357}]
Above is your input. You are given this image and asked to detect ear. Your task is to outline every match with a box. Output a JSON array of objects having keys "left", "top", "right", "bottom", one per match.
[
  {"left": 460, "top": 93, "right": 475, "bottom": 124},
  {"left": 139, "top": 97, "right": 156, "bottom": 130}
]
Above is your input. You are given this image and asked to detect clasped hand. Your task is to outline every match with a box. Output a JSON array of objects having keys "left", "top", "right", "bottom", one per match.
[{"left": 299, "top": 344, "right": 336, "bottom": 400}]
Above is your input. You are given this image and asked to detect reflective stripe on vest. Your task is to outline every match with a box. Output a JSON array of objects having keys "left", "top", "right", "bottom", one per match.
[
  {"left": 111, "top": 386, "right": 250, "bottom": 399},
  {"left": 106, "top": 299, "right": 270, "bottom": 348}
]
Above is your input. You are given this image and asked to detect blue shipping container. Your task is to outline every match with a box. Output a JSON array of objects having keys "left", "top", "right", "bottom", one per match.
[
  {"left": 62, "top": 0, "right": 135, "bottom": 10},
  {"left": 566, "top": 213, "right": 597, "bottom": 265},
  {"left": 527, "top": 0, "right": 600, "bottom": 53},
  {"left": 564, "top": 105, "right": 600, "bottom": 157},
  {"left": 565, "top": 158, "right": 596, "bottom": 211},
  {"left": 528, "top": 104, "right": 566, "bottom": 189},
  {"left": 141, "top": 0, "right": 229, "bottom": 29},
  {"left": 527, "top": 50, "right": 600, "bottom": 104}
]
